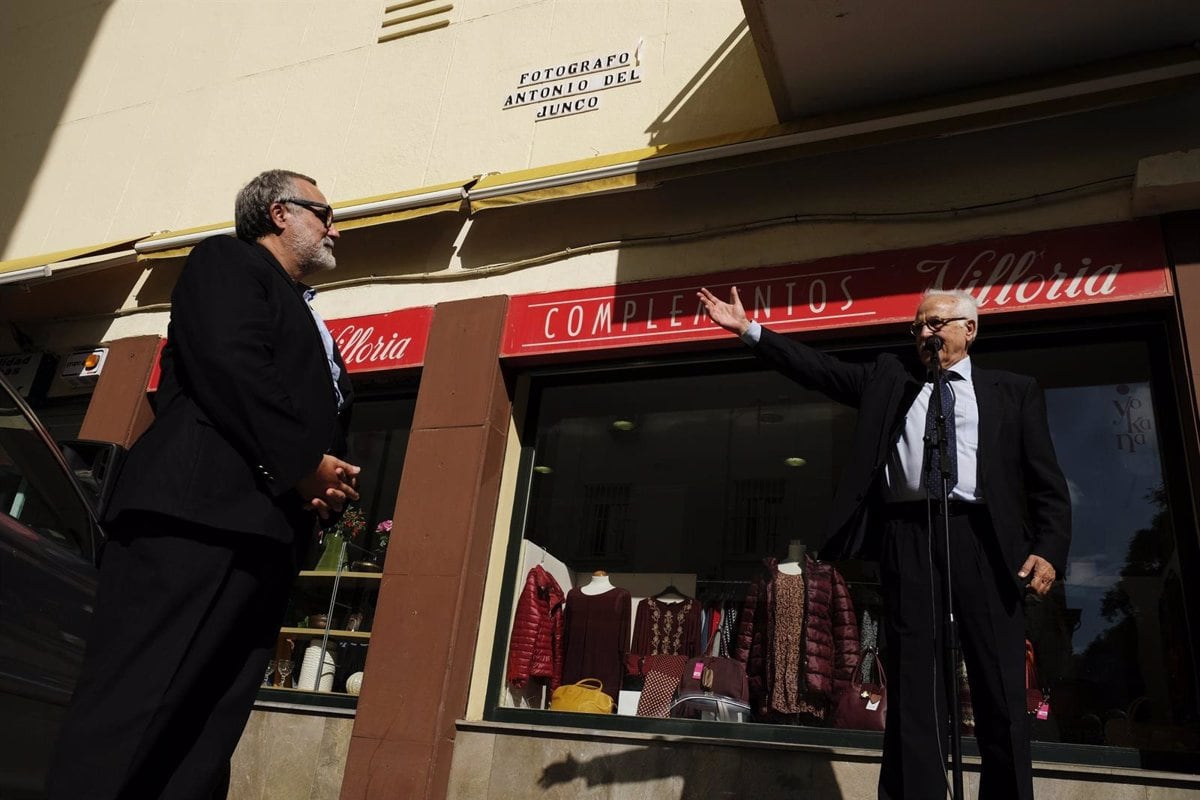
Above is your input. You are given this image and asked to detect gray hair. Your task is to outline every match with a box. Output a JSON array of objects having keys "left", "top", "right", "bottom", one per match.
[
  {"left": 234, "top": 169, "right": 318, "bottom": 242},
  {"left": 922, "top": 288, "right": 979, "bottom": 325}
]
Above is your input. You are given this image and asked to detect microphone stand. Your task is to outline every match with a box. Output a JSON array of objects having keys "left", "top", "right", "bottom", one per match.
[{"left": 927, "top": 342, "right": 964, "bottom": 800}]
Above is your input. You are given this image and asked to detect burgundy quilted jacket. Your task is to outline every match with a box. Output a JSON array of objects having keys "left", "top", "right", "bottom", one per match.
[
  {"left": 733, "top": 557, "right": 861, "bottom": 717},
  {"left": 506, "top": 565, "right": 565, "bottom": 690}
]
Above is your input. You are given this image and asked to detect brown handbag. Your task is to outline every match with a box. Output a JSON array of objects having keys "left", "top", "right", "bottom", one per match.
[
  {"left": 675, "top": 656, "right": 749, "bottom": 703},
  {"left": 832, "top": 647, "right": 887, "bottom": 731}
]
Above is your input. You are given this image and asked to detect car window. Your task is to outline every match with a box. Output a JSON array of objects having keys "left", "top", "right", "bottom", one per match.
[{"left": 0, "top": 401, "right": 92, "bottom": 559}]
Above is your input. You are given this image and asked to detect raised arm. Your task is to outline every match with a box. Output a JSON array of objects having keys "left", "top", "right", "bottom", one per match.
[{"left": 698, "top": 286, "right": 874, "bottom": 407}]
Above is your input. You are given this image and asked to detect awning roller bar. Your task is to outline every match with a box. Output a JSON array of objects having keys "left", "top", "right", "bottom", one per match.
[{"left": 133, "top": 184, "right": 468, "bottom": 256}]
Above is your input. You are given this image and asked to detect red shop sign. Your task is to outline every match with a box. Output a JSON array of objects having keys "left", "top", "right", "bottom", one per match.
[
  {"left": 147, "top": 306, "right": 432, "bottom": 391},
  {"left": 502, "top": 220, "right": 1171, "bottom": 357}
]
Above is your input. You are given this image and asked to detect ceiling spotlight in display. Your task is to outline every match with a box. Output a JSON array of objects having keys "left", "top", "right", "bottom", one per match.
[{"left": 783, "top": 457, "right": 807, "bottom": 467}]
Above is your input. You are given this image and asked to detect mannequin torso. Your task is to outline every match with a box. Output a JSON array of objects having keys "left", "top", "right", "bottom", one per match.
[
  {"left": 580, "top": 572, "right": 615, "bottom": 595},
  {"left": 778, "top": 540, "right": 806, "bottom": 575}
]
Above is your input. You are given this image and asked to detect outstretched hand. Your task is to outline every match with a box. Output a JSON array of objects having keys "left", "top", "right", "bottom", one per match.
[
  {"left": 296, "top": 454, "right": 361, "bottom": 520},
  {"left": 1018, "top": 554, "right": 1056, "bottom": 597},
  {"left": 697, "top": 286, "right": 752, "bottom": 336}
]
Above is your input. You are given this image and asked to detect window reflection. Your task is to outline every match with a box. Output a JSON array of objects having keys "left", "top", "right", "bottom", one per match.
[{"left": 1038, "top": 380, "right": 1198, "bottom": 750}]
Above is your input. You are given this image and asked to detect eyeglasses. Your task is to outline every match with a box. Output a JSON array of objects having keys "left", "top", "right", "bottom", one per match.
[
  {"left": 280, "top": 198, "right": 335, "bottom": 228},
  {"left": 908, "top": 316, "right": 967, "bottom": 337}
]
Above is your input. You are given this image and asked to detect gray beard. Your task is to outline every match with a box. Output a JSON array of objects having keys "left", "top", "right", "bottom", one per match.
[
  {"left": 306, "top": 243, "right": 337, "bottom": 274},
  {"left": 287, "top": 233, "right": 337, "bottom": 277}
]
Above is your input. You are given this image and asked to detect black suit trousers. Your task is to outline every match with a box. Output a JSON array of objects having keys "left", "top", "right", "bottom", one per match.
[
  {"left": 48, "top": 512, "right": 296, "bottom": 800},
  {"left": 878, "top": 505, "right": 1032, "bottom": 800}
]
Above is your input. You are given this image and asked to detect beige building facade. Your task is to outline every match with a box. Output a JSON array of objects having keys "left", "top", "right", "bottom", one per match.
[{"left": 5, "top": 1, "right": 1200, "bottom": 799}]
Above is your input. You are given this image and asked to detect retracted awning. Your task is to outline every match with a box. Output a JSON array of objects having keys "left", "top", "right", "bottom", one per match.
[
  {"left": 136, "top": 221, "right": 233, "bottom": 261},
  {"left": 135, "top": 178, "right": 473, "bottom": 261},
  {"left": 0, "top": 237, "right": 143, "bottom": 285},
  {"left": 333, "top": 179, "right": 470, "bottom": 231},
  {"left": 467, "top": 124, "right": 791, "bottom": 212}
]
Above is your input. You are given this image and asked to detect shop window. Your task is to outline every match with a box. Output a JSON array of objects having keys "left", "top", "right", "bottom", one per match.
[
  {"left": 493, "top": 325, "right": 1200, "bottom": 769},
  {"left": 260, "top": 393, "right": 416, "bottom": 708}
]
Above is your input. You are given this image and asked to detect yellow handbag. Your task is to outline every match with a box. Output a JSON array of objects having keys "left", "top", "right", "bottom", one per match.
[{"left": 549, "top": 679, "right": 614, "bottom": 714}]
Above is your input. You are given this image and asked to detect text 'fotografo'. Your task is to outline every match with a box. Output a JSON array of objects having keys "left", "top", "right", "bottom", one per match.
[{"left": 504, "top": 48, "right": 642, "bottom": 121}]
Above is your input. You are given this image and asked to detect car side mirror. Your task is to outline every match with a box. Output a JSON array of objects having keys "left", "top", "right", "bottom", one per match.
[{"left": 57, "top": 439, "right": 126, "bottom": 518}]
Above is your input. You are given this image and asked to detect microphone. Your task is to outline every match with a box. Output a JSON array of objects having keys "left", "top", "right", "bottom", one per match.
[{"left": 922, "top": 335, "right": 944, "bottom": 354}]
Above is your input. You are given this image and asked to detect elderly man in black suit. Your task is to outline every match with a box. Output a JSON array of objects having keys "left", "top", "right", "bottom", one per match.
[
  {"left": 49, "top": 170, "right": 361, "bottom": 800},
  {"left": 699, "top": 286, "right": 1070, "bottom": 800}
]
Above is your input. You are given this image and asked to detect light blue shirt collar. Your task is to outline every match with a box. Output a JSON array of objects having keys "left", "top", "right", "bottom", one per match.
[{"left": 302, "top": 286, "right": 345, "bottom": 409}]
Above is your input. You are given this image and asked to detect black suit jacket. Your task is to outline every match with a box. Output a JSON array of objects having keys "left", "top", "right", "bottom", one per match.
[
  {"left": 106, "top": 236, "right": 354, "bottom": 544},
  {"left": 754, "top": 327, "right": 1070, "bottom": 594}
]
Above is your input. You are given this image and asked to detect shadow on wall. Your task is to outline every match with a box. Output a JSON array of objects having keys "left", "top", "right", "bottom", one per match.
[
  {"left": 457, "top": 85, "right": 1200, "bottom": 288},
  {"left": 644, "top": 21, "right": 771, "bottom": 145},
  {"left": 0, "top": 0, "right": 114, "bottom": 256},
  {"left": 535, "top": 738, "right": 847, "bottom": 799}
]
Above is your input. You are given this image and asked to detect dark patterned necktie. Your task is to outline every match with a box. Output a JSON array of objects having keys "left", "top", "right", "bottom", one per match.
[{"left": 924, "top": 372, "right": 957, "bottom": 499}]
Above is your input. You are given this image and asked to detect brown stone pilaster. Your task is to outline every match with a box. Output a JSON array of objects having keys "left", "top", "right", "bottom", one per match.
[
  {"left": 1162, "top": 212, "right": 1200, "bottom": 527},
  {"left": 341, "top": 295, "right": 511, "bottom": 800}
]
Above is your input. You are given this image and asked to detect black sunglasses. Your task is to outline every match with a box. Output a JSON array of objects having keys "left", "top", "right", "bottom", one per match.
[
  {"left": 908, "top": 316, "right": 968, "bottom": 337},
  {"left": 280, "top": 197, "right": 334, "bottom": 228}
]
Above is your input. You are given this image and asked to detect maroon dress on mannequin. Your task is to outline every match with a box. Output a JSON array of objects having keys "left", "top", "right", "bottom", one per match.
[{"left": 562, "top": 586, "right": 631, "bottom": 702}]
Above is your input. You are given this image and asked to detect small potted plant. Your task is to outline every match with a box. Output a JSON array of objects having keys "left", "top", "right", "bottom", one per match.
[{"left": 315, "top": 504, "right": 367, "bottom": 571}]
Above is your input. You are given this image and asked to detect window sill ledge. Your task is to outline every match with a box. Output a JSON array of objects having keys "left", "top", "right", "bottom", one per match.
[{"left": 458, "top": 717, "right": 1200, "bottom": 784}]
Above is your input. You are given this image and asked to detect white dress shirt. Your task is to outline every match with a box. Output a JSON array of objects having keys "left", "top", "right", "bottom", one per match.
[{"left": 883, "top": 357, "right": 980, "bottom": 503}]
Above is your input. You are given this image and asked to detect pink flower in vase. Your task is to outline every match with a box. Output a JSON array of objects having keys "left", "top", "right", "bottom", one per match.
[{"left": 373, "top": 519, "right": 393, "bottom": 560}]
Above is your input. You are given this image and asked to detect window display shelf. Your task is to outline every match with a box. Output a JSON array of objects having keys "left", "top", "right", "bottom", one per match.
[
  {"left": 263, "top": 685, "right": 356, "bottom": 698},
  {"left": 298, "top": 570, "right": 384, "bottom": 580},
  {"left": 279, "top": 627, "right": 371, "bottom": 641},
  {"left": 255, "top": 392, "right": 415, "bottom": 708}
]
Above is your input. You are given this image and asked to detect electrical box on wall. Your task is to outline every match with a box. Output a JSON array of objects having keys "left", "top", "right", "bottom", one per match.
[
  {"left": 0, "top": 352, "right": 54, "bottom": 400},
  {"left": 48, "top": 347, "right": 108, "bottom": 398}
]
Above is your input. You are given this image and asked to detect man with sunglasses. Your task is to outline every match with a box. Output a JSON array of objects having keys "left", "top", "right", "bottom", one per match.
[
  {"left": 50, "top": 170, "right": 361, "bottom": 800},
  {"left": 699, "top": 287, "right": 1070, "bottom": 800}
]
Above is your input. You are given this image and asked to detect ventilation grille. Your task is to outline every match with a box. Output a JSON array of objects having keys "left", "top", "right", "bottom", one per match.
[
  {"left": 725, "top": 479, "right": 785, "bottom": 557},
  {"left": 379, "top": 0, "right": 452, "bottom": 43},
  {"left": 580, "top": 482, "right": 632, "bottom": 560}
]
